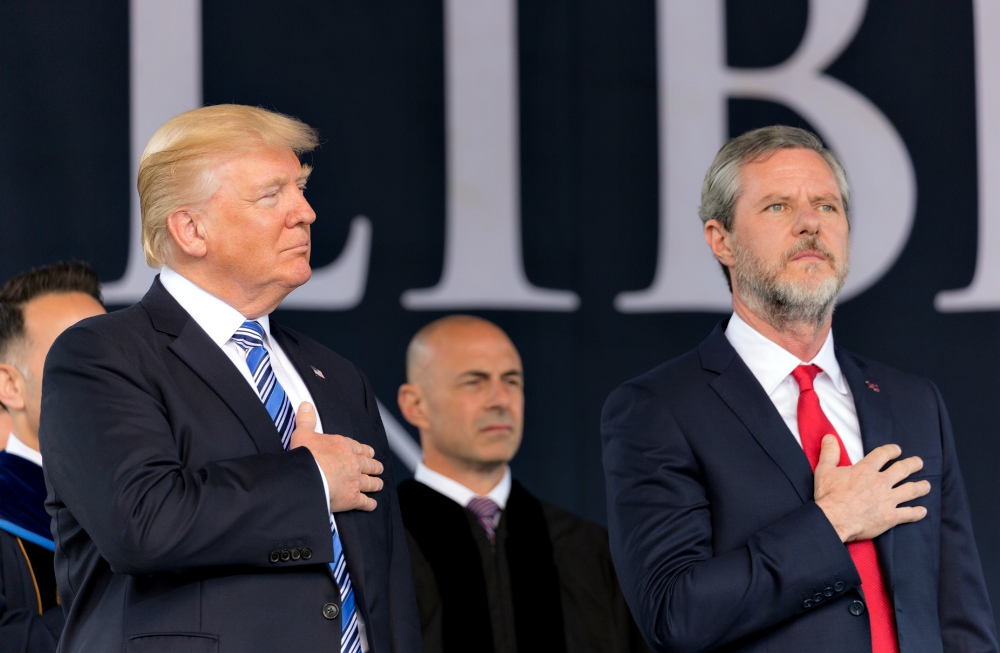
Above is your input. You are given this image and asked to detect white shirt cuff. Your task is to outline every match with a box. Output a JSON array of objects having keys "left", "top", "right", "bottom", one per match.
[{"left": 315, "top": 458, "right": 331, "bottom": 509}]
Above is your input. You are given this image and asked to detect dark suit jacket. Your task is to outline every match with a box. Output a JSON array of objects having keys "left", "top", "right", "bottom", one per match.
[
  {"left": 38, "top": 278, "right": 422, "bottom": 653},
  {"left": 601, "top": 322, "right": 997, "bottom": 653}
]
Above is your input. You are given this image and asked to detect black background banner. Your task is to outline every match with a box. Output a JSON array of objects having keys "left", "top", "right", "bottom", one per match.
[{"left": 2, "top": 0, "right": 997, "bottom": 623}]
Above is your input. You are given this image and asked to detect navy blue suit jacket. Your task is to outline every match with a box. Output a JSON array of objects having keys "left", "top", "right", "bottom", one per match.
[
  {"left": 39, "top": 278, "right": 422, "bottom": 653},
  {"left": 601, "top": 322, "right": 997, "bottom": 653}
]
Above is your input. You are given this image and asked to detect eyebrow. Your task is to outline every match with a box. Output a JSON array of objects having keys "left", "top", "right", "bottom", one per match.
[
  {"left": 456, "top": 369, "right": 523, "bottom": 380},
  {"left": 256, "top": 175, "right": 289, "bottom": 192},
  {"left": 255, "top": 165, "right": 313, "bottom": 192},
  {"left": 756, "top": 193, "right": 842, "bottom": 206}
]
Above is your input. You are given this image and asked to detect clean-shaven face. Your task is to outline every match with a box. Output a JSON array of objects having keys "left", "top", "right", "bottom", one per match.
[
  {"left": 199, "top": 146, "right": 316, "bottom": 298},
  {"left": 21, "top": 292, "right": 105, "bottom": 437},
  {"left": 419, "top": 322, "right": 524, "bottom": 471}
]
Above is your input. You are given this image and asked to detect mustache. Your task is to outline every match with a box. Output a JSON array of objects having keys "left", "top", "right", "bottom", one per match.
[{"left": 782, "top": 237, "right": 837, "bottom": 266}]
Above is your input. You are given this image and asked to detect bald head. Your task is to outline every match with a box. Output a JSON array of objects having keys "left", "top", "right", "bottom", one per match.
[
  {"left": 398, "top": 315, "right": 524, "bottom": 487},
  {"left": 406, "top": 315, "right": 517, "bottom": 385}
]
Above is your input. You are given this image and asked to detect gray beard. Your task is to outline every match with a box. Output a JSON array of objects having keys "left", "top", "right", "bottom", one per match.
[{"left": 732, "top": 236, "right": 849, "bottom": 331}]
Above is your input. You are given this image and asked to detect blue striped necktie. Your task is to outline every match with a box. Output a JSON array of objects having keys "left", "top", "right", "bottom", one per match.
[{"left": 232, "top": 320, "right": 361, "bottom": 653}]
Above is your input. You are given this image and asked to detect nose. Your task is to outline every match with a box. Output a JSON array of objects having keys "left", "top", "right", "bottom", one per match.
[
  {"left": 794, "top": 205, "right": 821, "bottom": 236},
  {"left": 486, "top": 378, "right": 513, "bottom": 410},
  {"left": 288, "top": 188, "right": 316, "bottom": 227}
]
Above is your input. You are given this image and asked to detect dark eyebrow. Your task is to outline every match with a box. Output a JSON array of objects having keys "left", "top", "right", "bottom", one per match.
[{"left": 457, "top": 371, "right": 491, "bottom": 381}]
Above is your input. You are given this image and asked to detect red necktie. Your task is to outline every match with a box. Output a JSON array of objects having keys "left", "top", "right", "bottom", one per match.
[{"left": 791, "top": 365, "right": 899, "bottom": 653}]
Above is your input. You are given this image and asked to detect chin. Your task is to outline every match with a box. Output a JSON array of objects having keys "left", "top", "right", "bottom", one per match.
[{"left": 281, "top": 262, "right": 312, "bottom": 288}]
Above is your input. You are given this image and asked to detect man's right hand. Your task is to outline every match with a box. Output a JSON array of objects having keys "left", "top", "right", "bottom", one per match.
[
  {"left": 814, "top": 436, "right": 930, "bottom": 542},
  {"left": 290, "top": 402, "right": 385, "bottom": 512}
]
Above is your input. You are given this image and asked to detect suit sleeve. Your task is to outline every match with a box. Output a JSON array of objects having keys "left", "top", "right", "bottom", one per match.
[
  {"left": 355, "top": 368, "right": 424, "bottom": 653},
  {"left": 932, "top": 382, "right": 999, "bottom": 651},
  {"left": 601, "top": 381, "right": 860, "bottom": 653},
  {"left": 39, "top": 323, "right": 334, "bottom": 575}
]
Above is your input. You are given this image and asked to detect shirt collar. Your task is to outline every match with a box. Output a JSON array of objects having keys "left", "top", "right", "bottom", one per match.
[
  {"left": 413, "top": 463, "right": 511, "bottom": 510},
  {"left": 725, "top": 311, "right": 848, "bottom": 396},
  {"left": 5, "top": 432, "right": 42, "bottom": 467},
  {"left": 159, "top": 267, "right": 272, "bottom": 345}
]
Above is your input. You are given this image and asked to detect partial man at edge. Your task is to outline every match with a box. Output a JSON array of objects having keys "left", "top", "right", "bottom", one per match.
[
  {"left": 396, "top": 315, "right": 650, "bottom": 653},
  {"left": 39, "top": 105, "right": 422, "bottom": 653},
  {"left": 0, "top": 262, "right": 105, "bottom": 653},
  {"left": 601, "top": 126, "right": 997, "bottom": 653}
]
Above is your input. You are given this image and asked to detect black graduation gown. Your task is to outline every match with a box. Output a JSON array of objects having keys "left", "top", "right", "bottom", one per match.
[
  {"left": 0, "top": 451, "right": 63, "bottom": 653},
  {"left": 398, "top": 478, "right": 650, "bottom": 653}
]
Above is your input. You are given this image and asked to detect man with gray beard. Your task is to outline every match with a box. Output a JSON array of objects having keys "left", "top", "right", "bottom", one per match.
[{"left": 601, "top": 126, "right": 997, "bottom": 653}]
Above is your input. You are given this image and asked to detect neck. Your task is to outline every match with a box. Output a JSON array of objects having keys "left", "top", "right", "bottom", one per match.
[
  {"left": 169, "top": 262, "right": 286, "bottom": 319},
  {"left": 732, "top": 293, "right": 832, "bottom": 361},
  {"left": 9, "top": 414, "right": 39, "bottom": 453},
  {"left": 421, "top": 446, "right": 507, "bottom": 495}
]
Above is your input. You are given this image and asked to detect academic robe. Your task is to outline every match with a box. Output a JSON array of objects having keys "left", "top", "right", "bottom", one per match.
[
  {"left": 398, "top": 478, "right": 650, "bottom": 653},
  {"left": 0, "top": 451, "right": 63, "bottom": 653}
]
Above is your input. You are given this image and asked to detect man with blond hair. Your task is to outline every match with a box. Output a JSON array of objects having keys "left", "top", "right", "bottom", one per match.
[{"left": 40, "top": 105, "right": 422, "bottom": 653}]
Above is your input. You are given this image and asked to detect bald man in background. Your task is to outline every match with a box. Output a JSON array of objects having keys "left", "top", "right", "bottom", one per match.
[{"left": 396, "top": 315, "right": 648, "bottom": 653}]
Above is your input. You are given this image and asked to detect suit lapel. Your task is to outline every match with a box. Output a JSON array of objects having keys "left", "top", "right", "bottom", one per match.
[
  {"left": 701, "top": 324, "right": 815, "bottom": 504},
  {"left": 142, "top": 277, "right": 284, "bottom": 455},
  {"left": 269, "top": 323, "right": 370, "bottom": 617},
  {"left": 836, "top": 347, "right": 896, "bottom": 595}
]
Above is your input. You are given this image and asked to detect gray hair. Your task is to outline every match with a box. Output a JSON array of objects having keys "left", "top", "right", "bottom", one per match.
[
  {"left": 699, "top": 125, "right": 850, "bottom": 290},
  {"left": 699, "top": 125, "right": 850, "bottom": 230}
]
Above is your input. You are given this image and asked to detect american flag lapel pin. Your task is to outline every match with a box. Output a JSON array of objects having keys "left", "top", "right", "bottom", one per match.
[
  {"left": 310, "top": 366, "right": 326, "bottom": 379},
  {"left": 865, "top": 380, "right": 880, "bottom": 392}
]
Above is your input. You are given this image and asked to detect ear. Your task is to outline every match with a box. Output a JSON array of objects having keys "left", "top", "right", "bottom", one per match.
[
  {"left": 397, "top": 383, "right": 432, "bottom": 431},
  {"left": 705, "top": 218, "right": 736, "bottom": 270},
  {"left": 167, "top": 208, "right": 209, "bottom": 259},
  {"left": 0, "top": 363, "right": 26, "bottom": 412}
]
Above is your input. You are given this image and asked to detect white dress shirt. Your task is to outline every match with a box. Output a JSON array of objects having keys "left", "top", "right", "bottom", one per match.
[
  {"left": 725, "top": 311, "right": 864, "bottom": 464},
  {"left": 160, "top": 268, "right": 369, "bottom": 649},
  {"left": 414, "top": 462, "right": 511, "bottom": 527},
  {"left": 5, "top": 431, "right": 42, "bottom": 467}
]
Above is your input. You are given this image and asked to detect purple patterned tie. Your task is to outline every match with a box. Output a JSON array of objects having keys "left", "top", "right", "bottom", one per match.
[{"left": 467, "top": 497, "right": 501, "bottom": 540}]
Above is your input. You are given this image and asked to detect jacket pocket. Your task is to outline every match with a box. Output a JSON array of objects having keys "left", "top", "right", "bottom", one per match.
[{"left": 127, "top": 632, "right": 219, "bottom": 653}]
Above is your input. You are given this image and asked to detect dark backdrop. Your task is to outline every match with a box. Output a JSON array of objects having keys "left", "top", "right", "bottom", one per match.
[{"left": 1, "top": 0, "right": 996, "bottom": 623}]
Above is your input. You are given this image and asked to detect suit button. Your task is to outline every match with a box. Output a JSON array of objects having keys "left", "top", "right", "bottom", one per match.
[
  {"left": 803, "top": 599, "right": 814, "bottom": 609},
  {"left": 823, "top": 587, "right": 834, "bottom": 597},
  {"left": 280, "top": 549, "right": 291, "bottom": 562},
  {"left": 291, "top": 548, "right": 301, "bottom": 560},
  {"left": 302, "top": 548, "right": 313, "bottom": 560},
  {"left": 813, "top": 593, "right": 824, "bottom": 603},
  {"left": 268, "top": 551, "right": 280, "bottom": 563},
  {"left": 849, "top": 600, "right": 866, "bottom": 616},
  {"left": 323, "top": 603, "right": 340, "bottom": 620},
  {"left": 834, "top": 581, "right": 845, "bottom": 592}
]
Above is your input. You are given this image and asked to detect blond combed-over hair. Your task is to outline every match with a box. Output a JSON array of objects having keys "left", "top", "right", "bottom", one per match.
[{"left": 138, "top": 104, "right": 319, "bottom": 268}]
